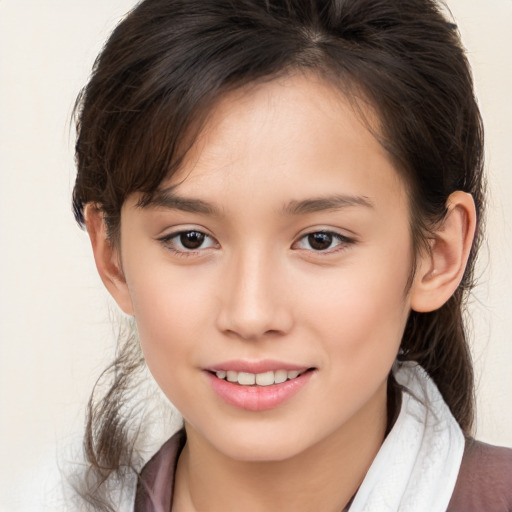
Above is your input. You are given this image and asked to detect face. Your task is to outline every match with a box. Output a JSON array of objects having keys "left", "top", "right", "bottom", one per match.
[{"left": 117, "top": 73, "right": 415, "bottom": 462}]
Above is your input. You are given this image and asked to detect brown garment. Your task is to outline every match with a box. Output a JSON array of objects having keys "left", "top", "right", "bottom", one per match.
[
  {"left": 134, "top": 430, "right": 512, "bottom": 512},
  {"left": 447, "top": 437, "right": 512, "bottom": 512},
  {"left": 134, "top": 430, "right": 186, "bottom": 512}
]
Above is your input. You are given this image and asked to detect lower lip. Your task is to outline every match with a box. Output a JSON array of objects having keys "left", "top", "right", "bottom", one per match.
[{"left": 206, "top": 370, "right": 314, "bottom": 411}]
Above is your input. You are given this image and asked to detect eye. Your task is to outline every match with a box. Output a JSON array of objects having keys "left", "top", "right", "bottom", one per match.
[
  {"left": 294, "top": 231, "right": 352, "bottom": 252},
  {"left": 159, "top": 230, "right": 218, "bottom": 253}
]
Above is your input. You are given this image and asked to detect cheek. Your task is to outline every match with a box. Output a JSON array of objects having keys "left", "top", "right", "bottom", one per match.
[
  {"left": 128, "top": 259, "right": 212, "bottom": 332},
  {"left": 301, "top": 264, "right": 411, "bottom": 421},
  {"left": 125, "top": 265, "right": 215, "bottom": 396},
  {"left": 300, "top": 248, "right": 412, "bottom": 366}
]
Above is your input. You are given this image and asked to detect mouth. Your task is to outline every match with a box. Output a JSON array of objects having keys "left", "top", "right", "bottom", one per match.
[
  {"left": 205, "top": 366, "right": 316, "bottom": 411},
  {"left": 211, "top": 368, "right": 312, "bottom": 387}
]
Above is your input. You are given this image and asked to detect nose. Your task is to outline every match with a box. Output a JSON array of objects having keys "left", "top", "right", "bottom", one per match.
[{"left": 215, "top": 248, "right": 293, "bottom": 341}]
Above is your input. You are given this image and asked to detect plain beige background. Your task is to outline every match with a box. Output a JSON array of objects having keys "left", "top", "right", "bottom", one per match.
[{"left": 1, "top": 0, "right": 511, "bottom": 510}]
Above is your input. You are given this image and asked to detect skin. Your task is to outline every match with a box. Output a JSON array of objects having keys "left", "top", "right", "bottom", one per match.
[{"left": 87, "top": 72, "right": 476, "bottom": 511}]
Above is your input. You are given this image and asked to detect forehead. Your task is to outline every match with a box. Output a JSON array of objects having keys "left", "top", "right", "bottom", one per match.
[{"left": 131, "top": 72, "right": 408, "bottom": 224}]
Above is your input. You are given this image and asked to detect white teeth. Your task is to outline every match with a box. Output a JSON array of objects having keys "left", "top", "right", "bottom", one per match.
[
  {"left": 274, "top": 369, "right": 288, "bottom": 384},
  {"left": 215, "top": 369, "right": 306, "bottom": 386},
  {"left": 238, "top": 372, "right": 256, "bottom": 385},
  {"left": 226, "top": 370, "right": 238, "bottom": 383},
  {"left": 255, "top": 371, "right": 274, "bottom": 386}
]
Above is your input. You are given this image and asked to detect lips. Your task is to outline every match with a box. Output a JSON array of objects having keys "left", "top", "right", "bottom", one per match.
[{"left": 205, "top": 361, "right": 315, "bottom": 411}]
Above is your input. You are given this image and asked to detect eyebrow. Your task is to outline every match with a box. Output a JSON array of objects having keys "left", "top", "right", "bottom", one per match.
[
  {"left": 143, "top": 189, "right": 373, "bottom": 216},
  {"left": 282, "top": 195, "right": 374, "bottom": 215},
  {"left": 143, "top": 187, "right": 219, "bottom": 215}
]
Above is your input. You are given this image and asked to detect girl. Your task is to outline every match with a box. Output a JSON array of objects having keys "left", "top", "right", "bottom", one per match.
[{"left": 72, "top": 0, "right": 512, "bottom": 510}]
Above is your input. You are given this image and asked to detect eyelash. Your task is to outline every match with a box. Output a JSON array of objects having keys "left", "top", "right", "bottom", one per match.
[
  {"left": 292, "top": 231, "right": 354, "bottom": 254},
  {"left": 158, "top": 229, "right": 354, "bottom": 257},
  {"left": 158, "top": 230, "right": 218, "bottom": 257}
]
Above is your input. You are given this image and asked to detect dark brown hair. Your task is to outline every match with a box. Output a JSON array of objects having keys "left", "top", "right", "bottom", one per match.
[{"left": 72, "top": 0, "right": 484, "bottom": 509}]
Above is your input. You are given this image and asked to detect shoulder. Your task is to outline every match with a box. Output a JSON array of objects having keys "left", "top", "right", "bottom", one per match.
[{"left": 447, "top": 437, "right": 512, "bottom": 512}]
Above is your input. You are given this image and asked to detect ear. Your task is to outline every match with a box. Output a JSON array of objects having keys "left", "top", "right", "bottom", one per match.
[
  {"left": 84, "top": 204, "right": 134, "bottom": 316},
  {"left": 410, "top": 191, "right": 477, "bottom": 313}
]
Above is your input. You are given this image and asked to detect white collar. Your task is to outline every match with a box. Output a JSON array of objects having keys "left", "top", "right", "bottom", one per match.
[{"left": 349, "top": 362, "right": 465, "bottom": 512}]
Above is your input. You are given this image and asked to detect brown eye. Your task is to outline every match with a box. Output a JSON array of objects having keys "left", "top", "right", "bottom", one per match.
[
  {"left": 159, "top": 229, "right": 217, "bottom": 254},
  {"left": 307, "top": 232, "right": 334, "bottom": 251},
  {"left": 293, "top": 231, "right": 353, "bottom": 253},
  {"left": 180, "top": 231, "right": 206, "bottom": 249}
]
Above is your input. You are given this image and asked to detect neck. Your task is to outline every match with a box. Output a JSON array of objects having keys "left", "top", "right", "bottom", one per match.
[{"left": 173, "top": 382, "right": 389, "bottom": 512}]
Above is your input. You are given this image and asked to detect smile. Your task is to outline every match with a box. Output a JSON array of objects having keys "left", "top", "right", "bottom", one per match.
[
  {"left": 206, "top": 366, "right": 315, "bottom": 411},
  {"left": 215, "top": 369, "right": 306, "bottom": 386}
]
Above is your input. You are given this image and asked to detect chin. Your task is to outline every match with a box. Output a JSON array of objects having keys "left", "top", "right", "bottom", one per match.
[
  {"left": 221, "top": 438, "right": 309, "bottom": 463},
  {"left": 197, "top": 420, "right": 322, "bottom": 463}
]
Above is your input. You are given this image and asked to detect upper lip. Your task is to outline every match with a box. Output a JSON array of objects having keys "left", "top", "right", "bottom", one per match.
[{"left": 206, "top": 359, "right": 311, "bottom": 373}]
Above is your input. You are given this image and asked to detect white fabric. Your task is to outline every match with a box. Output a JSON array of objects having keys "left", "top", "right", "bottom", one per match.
[{"left": 349, "top": 362, "right": 465, "bottom": 512}]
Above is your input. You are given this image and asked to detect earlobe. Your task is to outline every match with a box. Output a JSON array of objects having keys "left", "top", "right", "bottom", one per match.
[
  {"left": 84, "top": 204, "right": 134, "bottom": 316},
  {"left": 410, "top": 191, "right": 477, "bottom": 313}
]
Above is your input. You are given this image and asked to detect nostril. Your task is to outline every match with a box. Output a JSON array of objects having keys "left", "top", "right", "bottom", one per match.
[{"left": 215, "top": 284, "right": 295, "bottom": 339}]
